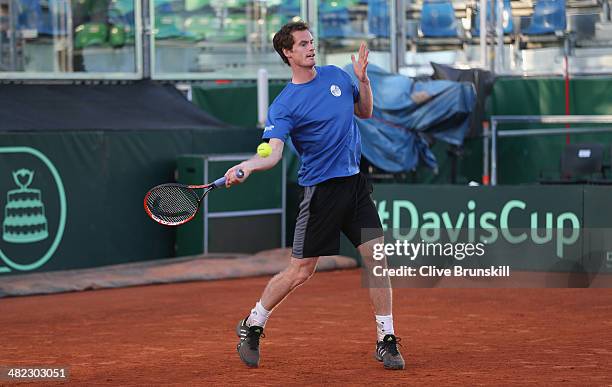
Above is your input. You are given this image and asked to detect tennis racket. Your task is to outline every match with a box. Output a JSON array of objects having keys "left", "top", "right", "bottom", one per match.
[{"left": 144, "top": 169, "right": 244, "bottom": 226}]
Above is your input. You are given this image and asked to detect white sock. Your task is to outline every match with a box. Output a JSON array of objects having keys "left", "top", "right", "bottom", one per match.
[
  {"left": 246, "top": 301, "right": 271, "bottom": 328},
  {"left": 375, "top": 314, "right": 395, "bottom": 342}
]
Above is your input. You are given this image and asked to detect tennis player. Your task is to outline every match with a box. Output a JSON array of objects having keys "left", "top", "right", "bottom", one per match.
[{"left": 224, "top": 21, "right": 404, "bottom": 370}]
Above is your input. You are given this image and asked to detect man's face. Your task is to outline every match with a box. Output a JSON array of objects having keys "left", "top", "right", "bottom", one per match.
[{"left": 284, "top": 29, "right": 316, "bottom": 68}]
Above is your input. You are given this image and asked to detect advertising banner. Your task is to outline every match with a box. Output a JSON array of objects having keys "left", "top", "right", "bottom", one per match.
[{"left": 368, "top": 185, "right": 611, "bottom": 287}]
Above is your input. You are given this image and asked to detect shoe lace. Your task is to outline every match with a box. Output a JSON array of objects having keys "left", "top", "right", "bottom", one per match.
[
  {"left": 246, "top": 328, "right": 265, "bottom": 350},
  {"left": 382, "top": 336, "right": 402, "bottom": 356}
]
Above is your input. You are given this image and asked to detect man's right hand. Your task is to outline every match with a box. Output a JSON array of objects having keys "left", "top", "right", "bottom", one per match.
[
  {"left": 224, "top": 165, "right": 250, "bottom": 187},
  {"left": 224, "top": 138, "right": 285, "bottom": 187}
]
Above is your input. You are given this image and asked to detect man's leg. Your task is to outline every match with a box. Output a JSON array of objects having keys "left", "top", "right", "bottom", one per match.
[
  {"left": 359, "top": 237, "right": 405, "bottom": 370},
  {"left": 359, "top": 237, "right": 392, "bottom": 315},
  {"left": 236, "top": 256, "right": 318, "bottom": 368},
  {"left": 259, "top": 256, "right": 319, "bottom": 312}
]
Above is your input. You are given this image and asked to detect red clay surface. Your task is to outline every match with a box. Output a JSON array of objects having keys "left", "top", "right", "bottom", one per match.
[{"left": 2, "top": 269, "right": 612, "bottom": 386}]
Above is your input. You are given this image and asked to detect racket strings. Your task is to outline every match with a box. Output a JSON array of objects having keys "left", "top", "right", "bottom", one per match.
[{"left": 146, "top": 185, "right": 201, "bottom": 224}]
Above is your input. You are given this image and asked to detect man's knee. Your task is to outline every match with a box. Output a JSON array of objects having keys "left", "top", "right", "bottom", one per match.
[
  {"left": 288, "top": 258, "right": 317, "bottom": 286},
  {"left": 294, "top": 268, "right": 315, "bottom": 285},
  {"left": 359, "top": 236, "right": 385, "bottom": 267}
]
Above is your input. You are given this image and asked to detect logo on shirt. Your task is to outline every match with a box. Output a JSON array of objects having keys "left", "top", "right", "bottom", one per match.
[
  {"left": 264, "top": 125, "right": 274, "bottom": 132},
  {"left": 330, "top": 84, "right": 342, "bottom": 97}
]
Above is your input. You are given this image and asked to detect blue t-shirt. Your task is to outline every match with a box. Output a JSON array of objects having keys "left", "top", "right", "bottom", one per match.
[{"left": 263, "top": 65, "right": 361, "bottom": 187}]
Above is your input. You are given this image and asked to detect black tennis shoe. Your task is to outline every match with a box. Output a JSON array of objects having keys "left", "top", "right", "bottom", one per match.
[
  {"left": 375, "top": 334, "right": 405, "bottom": 370},
  {"left": 236, "top": 318, "right": 264, "bottom": 368}
]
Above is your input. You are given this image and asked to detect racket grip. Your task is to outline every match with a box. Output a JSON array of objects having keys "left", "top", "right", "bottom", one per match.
[{"left": 213, "top": 169, "right": 245, "bottom": 188}]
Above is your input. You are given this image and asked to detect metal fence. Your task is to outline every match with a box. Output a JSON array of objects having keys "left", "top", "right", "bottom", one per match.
[{"left": 488, "top": 115, "right": 612, "bottom": 186}]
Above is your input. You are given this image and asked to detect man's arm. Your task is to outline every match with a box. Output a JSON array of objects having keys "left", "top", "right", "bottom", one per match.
[
  {"left": 352, "top": 42, "right": 373, "bottom": 119},
  {"left": 354, "top": 78, "right": 373, "bottom": 119},
  {"left": 224, "top": 138, "right": 285, "bottom": 186}
]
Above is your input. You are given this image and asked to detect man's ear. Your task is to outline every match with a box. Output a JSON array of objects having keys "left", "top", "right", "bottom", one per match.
[{"left": 283, "top": 47, "right": 292, "bottom": 61}]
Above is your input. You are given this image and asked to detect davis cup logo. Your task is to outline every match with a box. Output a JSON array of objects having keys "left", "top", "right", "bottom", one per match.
[
  {"left": 0, "top": 147, "right": 66, "bottom": 274},
  {"left": 330, "top": 84, "right": 341, "bottom": 97}
]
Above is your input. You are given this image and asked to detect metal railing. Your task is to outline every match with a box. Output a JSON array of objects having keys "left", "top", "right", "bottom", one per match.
[{"left": 489, "top": 115, "right": 612, "bottom": 186}]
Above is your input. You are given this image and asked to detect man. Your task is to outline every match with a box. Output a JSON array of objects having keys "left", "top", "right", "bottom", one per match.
[{"left": 224, "top": 21, "right": 404, "bottom": 370}]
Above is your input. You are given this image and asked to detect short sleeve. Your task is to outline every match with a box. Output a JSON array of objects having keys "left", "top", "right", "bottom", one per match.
[{"left": 263, "top": 103, "right": 292, "bottom": 142}]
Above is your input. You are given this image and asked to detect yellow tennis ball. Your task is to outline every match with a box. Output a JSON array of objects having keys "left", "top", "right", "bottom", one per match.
[{"left": 257, "top": 142, "right": 272, "bottom": 158}]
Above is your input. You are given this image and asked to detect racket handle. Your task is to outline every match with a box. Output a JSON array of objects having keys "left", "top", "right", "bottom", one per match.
[{"left": 213, "top": 169, "right": 245, "bottom": 188}]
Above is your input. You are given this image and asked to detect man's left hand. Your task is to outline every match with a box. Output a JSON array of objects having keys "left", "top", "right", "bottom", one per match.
[{"left": 351, "top": 42, "right": 369, "bottom": 83}]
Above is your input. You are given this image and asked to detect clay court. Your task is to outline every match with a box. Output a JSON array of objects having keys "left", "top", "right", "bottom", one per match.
[{"left": 3, "top": 269, "right": 612, "bottom": 385}]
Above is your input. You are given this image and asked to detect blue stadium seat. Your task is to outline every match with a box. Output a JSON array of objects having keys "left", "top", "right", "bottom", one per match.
[
  {"left": 320, "top": 9, "right": 350, "bottom": 38},
  {"left": 108, "top": 0, "right": 135, "bottom": 45},
  {"left": 368, "top": 0, "right": 390, "bottom": 38},
  {"left": 277, "top": 0, "right": 301, "bottom": 24},
  {"left": 154, "top": 0, "right": 184, "bottom": 13},
  {"left": 472, "top": 0, "right": 514, "bottom": 35},
  {"left": 522, "top": 0, "right": 567, "bottom": 35},
  {"left": 108, "top": 0, "right": 135, "bottom": 25},
  {"left": 319, "top": 1, "right": 358, "bottom": 38},
  {"left": 17, "top": 0, "right": 59, "bottom": 36},
  {"left": 153, "top": 1, "right": 187, "bottom": 39},
  {"left": 420, "top": 0, "right": 459, "bottom": 38}
]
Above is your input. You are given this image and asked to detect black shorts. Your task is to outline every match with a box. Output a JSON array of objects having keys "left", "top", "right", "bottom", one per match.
[{"left": 292, "top": 172, "right": 383, "bottom": 258}]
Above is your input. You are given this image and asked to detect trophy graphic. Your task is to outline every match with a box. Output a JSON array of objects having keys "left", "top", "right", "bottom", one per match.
[{"left": 3, "top": 169, "right": 49, "bottom": 243}]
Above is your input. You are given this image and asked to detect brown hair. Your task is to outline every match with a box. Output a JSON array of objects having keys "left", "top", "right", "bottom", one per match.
[{"left": 272, "top": 21, "right": 310, "bottom": 66}]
